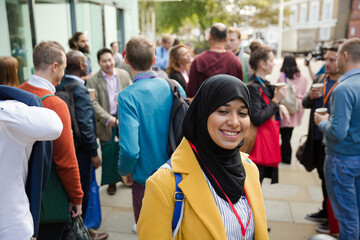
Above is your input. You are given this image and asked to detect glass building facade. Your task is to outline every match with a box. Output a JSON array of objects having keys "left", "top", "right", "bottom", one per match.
[{"left": 0, "top": 0, "right": 138, "bottom": 84}]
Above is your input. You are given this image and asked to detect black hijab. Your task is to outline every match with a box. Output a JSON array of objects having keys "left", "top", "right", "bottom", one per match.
[{"left": 182, "top": 74, "right": 251, "bottom": 203}]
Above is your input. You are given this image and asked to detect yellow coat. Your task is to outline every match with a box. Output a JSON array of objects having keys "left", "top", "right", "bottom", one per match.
[{"left": 137, "top": 139, "right": 269, "bottom": 240}]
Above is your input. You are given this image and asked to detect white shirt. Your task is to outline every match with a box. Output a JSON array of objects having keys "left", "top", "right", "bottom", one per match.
[
  {"left": 28, "top": 74, "right": 56, "bottom": 93},
  {"left": 0, "top": 100, "right": 63, "bottom": 240},
  {"left": 204, "top": 173, "right": 255, "bottom": 240}
]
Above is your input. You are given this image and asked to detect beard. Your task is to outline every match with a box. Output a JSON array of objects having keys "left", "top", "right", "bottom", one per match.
[{"left": 78, "top": 46, "right": 89, "bottom": 54}]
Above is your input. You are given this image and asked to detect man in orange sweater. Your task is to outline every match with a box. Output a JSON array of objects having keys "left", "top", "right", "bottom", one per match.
[{"left": 19, "top": 41, "right": 83, "bottom": 239}]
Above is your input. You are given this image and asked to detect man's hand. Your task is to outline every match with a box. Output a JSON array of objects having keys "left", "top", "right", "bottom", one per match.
[
  {"left": 109, "top": 116, "right": 116, "bottom": 128},
  {"left": 69, "top": 202, "right": 82, "bottom": 218},
  {"left": 309, "top": 88, "right": 322, "bottom": 100},
  {"left": 314, "top": 112, "right": 329, "bottom": 126},
  {"left": 91, "top": 156, "right": 101, "bottom": 169},
  {"left": 121, "top": 174, "right": 134, "bottom": 187}
]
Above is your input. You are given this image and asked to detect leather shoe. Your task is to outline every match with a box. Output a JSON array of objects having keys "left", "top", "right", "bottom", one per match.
[
  {"left": 107, "top": 183, "right": 116, "bottom": 195},
  {"left": 89, "top": 229, "right": 109, "bottom": 240}
]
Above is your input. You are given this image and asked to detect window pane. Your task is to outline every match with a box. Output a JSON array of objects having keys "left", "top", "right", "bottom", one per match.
[{"left": 6, "top": 0, "right": 34, "bottom": 84}]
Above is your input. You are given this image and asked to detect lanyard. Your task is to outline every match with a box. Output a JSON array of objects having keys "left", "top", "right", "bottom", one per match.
[
  {"left": 133, "top": 73, "right": 158, "bottom": 83},
  {"left": 322, "top": 75, "right": 338, "bottom": 107},
  {"left": 189, "top": 141, "right": 252, "bottom": 239},
  {"left": 255, "top": 76, "right": 265, "bottom": 87}
]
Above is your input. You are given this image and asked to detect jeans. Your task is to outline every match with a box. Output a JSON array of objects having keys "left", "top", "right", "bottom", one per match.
[{"left": 324, "top": 154, "right": 360, "bottom": 240}]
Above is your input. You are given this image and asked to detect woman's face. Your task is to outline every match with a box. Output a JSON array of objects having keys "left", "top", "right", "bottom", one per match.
[
  {"left": 263, "top": 51, "right": 275, "bottom": 75},
  {"left": 177, "top": 47, "right": 191, "bottom": 65},
  {"left": 207, "top": 98, "right": 250, "bottom": 150}
]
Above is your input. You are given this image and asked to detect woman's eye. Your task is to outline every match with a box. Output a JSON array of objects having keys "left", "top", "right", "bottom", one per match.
[
  {"left": 218, "top": 110, "right": 228, "bottom": 114},
  {"left": 238, "top": 112, "right": 248, "bottom": 117}
]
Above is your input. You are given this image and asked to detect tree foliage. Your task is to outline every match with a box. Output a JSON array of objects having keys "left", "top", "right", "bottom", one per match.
[{"left": 153, "top": 0, "right": 289, "bottom": 34}]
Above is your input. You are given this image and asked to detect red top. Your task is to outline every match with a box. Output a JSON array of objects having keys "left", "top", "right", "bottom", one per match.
[
  {"left": 186, "top": 50, "right": 244, "bottom": 97},
  {"left": 19, "top": 82, "right": 83, "bottom": 205}
]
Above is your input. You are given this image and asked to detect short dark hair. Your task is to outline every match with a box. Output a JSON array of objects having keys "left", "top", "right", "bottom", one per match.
[
  {"left": 97, "top": 48, "right": 113, "bottom": 61},
  {"left": 68, "top": 32, "right": 84, "bottom": 49},
  {"left": 210, "top": 23, "right": 227, "bottom": 42},
  {"left": 110, "top": 42, "right": 118, "bottom": 47},
  {"left": 327, "top": 46, "right": 338, "bottom": 53},
  {"left": 33, "top": 41, "right": 65, "bottom": 71},
  {"left": 65, "top": 50, "right": 86, "bottom": 74},
  {"left": 126, "top": 35, "right": 155, "bottom": 71}
]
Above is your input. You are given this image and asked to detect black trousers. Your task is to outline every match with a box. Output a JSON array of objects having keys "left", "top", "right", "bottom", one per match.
[
  {"left": 38, "top": 221, "right": 68, "bottom": 240},
  {"left": 313, "top": 139, "right": 328, "bottom": 214},
  {"left": 76, "top": 148, "right": 92, "bottom": 218},
  {"left": 280, "top": 127, "right": 294, "bottom": 164}
]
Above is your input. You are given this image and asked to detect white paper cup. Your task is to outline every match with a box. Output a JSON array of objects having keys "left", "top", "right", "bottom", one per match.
[
  {"left": 312, "top": 83, "right": 324, "bottom": 90},
  {"left": 88, "top": 88, "right": 95, "bottom": 101},
  {"left": 315, "top": 107, "right": 327, "bottom": 115},
  {"left": 274, "top": 82, "right": 286, "bottom": 89}
]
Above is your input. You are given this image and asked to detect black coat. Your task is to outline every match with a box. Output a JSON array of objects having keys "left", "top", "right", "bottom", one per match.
[
  {"left": 247, "top": 74, "right": 279, "bottom": 126},
  {"left": 301, "top": 74, "right": 327, "bottom": 171},
  {"left": 169, "top": 71, "right": 187, "bottom": 91}
]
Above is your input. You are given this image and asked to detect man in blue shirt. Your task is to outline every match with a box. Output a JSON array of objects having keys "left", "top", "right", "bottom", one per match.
[
  {"left": 315, "top": 38, "right": 360, "bottom": 240},
  {"left": 118, "top": 35, "right": 185, "bottom": 230},
  {"left": 154, "top": 34, "right": 173, "bottom": 70}
]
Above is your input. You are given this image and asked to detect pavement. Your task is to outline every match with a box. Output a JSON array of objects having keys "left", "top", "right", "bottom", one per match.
[{"left": 93, "top": 58, "right": 334, "bottom": 240}]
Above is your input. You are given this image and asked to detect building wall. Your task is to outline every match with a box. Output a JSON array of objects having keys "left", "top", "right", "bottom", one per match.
[
  {"left": 348, "top": 0, "right": 360, "bottom": 38},
  {"left": 0, "top": 0, "right": 11, "bottom": 56}
]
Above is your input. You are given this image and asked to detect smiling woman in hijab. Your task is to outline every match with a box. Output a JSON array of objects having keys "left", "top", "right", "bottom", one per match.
[{"left": 137, "top": 74, "right": 269, "bottom": 240}]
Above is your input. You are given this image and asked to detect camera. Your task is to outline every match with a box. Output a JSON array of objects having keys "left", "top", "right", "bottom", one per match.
[{"left": 305, "top": 42, "right": 327, "bottom": 64}]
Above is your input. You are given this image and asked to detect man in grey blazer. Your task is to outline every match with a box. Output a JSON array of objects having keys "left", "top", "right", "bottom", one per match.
[{"left": 87, "top": 48, "right": 132, "bottom": 195}]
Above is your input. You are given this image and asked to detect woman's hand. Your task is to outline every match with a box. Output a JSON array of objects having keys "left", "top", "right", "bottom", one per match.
[
  {"left": 279, "top": 104, "right": 290, "bottom": 124},
  {"left": 272, "top": 86, "right": 287, "bottom": 103}
]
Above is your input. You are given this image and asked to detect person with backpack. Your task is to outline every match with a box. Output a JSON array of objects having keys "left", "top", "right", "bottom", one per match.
[
  {"left": 276, "top": 55, "right": 308, "bottom": 164},
  {"left": 19, "top": 41, "right": 83, "bottom": 239},
  {"left": 137, "top": 74, "right": 269, "bottom": 240},
  {"left": 56, "top": 51, "right": 108, "bottom": 240},
  {"left": 117, "top": 35, "right": 186, "bottom": 232}
]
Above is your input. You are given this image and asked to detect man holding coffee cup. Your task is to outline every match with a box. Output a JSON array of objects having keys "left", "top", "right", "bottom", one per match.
[
  {"left": 56, "top": 51, "right": 102, "bottom": 223},
  {"left": 314, "top": 38, "right": 360, "bottom": 240},
  {"left": 302, "top": 46, "right": 341, "bottom": 233}
]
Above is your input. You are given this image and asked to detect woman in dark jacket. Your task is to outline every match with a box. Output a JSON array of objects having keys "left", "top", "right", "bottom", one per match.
[
  {"left": 246, "top": 41, "right": 288, "bottom": 183},
  {"left": 166, "top": 44, "right": 191, "bottom": 90}
]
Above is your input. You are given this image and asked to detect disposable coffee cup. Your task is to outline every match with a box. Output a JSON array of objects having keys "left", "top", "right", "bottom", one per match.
[
  {"left": 312, "top": 83, "right": 324, "bottom": 90},
  {"left": 315, "top": 107, "right": 327, "bottom": 115},
  {"left": 274, "top": 82, "right": 286, "bottom": 89},
  {"left": 88, "top": 88, "right": 95, "bottom": 101}
]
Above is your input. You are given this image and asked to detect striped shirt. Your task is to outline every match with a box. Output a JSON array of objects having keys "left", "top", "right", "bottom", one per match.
[{"left": 204, "top": 172, "right": 255, "bottom": 240}]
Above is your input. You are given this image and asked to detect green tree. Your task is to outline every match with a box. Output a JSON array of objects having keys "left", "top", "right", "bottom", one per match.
[{"left": 154, "top": 0, "right": 230, "bottom": 39}]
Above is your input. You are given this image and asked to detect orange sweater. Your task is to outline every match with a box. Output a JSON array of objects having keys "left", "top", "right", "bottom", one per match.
[{"left": 19, "top": 82, "right": 83, "bottom": 205}]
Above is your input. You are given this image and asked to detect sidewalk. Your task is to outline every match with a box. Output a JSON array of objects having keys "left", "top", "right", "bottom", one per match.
[{"left": 95, "top": 58, "right": 327, "bottom": 239}]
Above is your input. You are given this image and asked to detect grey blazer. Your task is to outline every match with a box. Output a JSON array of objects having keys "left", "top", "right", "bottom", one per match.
[{"left": 87, "top": 68, "right": 132, "bottom": 141}]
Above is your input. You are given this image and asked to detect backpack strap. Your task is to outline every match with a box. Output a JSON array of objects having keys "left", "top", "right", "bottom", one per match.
[
  {"left": 241, "top": 56, "right": 248, "bottom": 84},
  {"left": 40, "top": 94, "right": 54, "bottom": 101},
  {"left": 165, "top": 159, "right": 185, "bottom": 239}
]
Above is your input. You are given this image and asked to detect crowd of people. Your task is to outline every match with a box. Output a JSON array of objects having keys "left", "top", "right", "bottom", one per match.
[{"left": 1, "top": 22, "right": 360, "bottom": 240}]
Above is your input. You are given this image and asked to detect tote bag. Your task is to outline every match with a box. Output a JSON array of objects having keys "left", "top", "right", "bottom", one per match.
[
  {"left": 84, "top": 166, "right": 102, "bottom": 230},
  {"left": 249, "top": 88, "right": 281, "bottom": 167},
  {"left": 101, "top": 126, "right": 122, "bottom": 186}
]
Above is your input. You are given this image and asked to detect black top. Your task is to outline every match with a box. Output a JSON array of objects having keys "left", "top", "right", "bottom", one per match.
[
  {"left": 247, "top": 74, "right": 279, "bottom": 126},
  {"left": 169, "top": 71, "right": 187, "bottom": 91}
]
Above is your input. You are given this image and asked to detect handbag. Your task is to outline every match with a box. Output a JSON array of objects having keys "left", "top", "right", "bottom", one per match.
[
  {"left": 84, "top": 166, "right": 102, "bottom": 230},
  {"left": 249, "top": 88, "right": 281, "bottom": 167},
  {"left": 280, "top": 74, "right": 300, "bottom": 114},
  {"left": 66, "top": 216, "right": 92, "bottom": 240},
  {"left": 101, "top": 125, "right": 122, "bottom": 186},
  {"left": 295, "top": 135, "right": 307, "bottom": 162}
]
